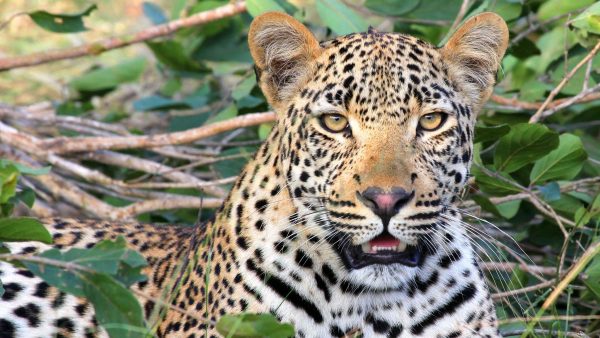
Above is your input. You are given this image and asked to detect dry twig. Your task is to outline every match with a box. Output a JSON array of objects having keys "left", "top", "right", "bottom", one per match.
[{"left": 530, "top": 41, "right": 600, "bottom": 123}]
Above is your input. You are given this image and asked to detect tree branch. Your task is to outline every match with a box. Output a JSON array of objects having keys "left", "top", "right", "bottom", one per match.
[
  {"left": 39, "top": 112, "right": 276, "bottom": 153},
  {"left": 0, "top": 2, "right": 247, "bottom": 71}
]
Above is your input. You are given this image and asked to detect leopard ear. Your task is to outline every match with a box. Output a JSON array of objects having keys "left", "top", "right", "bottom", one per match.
[
  {"left": 248, "top": 12, "right": 321, "bottom": 110},
  {"left": 442, "top": 12, "right": 509, "bottom": 105}
]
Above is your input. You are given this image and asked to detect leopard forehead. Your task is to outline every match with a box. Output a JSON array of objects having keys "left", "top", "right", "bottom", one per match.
[{"left": 298, "top": 31, "right": 461, "bottom": 123}]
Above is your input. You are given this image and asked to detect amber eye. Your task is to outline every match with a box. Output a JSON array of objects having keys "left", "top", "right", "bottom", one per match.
[
  {"left": 418, "top": 112, "right": 447, "bottom": 131},
  {"left": 319, "top": 114, "right": 349, "bottom": 133}
]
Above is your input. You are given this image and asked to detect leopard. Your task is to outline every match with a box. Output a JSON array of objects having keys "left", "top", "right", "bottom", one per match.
[{"left": 0, "top": 11, "right": 509, "bottom": 338}]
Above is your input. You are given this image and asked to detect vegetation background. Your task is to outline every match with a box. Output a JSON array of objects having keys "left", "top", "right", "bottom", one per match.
[{"left": 0, "top": 0, "right": 599, "bottom": 337}]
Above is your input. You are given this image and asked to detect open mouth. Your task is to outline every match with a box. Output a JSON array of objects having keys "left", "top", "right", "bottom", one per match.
[{"left": 339, "top": 232, "right": 423, "bottom": 269}]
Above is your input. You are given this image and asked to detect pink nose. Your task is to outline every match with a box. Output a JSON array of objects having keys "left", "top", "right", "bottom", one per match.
[
  {"left": 358, "top": 187, "right": 414, "bottom": 227},
  {"left": 372, "top": 194, "right": 397, "bottom": 211}
]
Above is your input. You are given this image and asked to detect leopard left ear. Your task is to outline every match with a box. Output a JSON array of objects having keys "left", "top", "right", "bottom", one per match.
[
  {"left": 248, "top": 12, "right": 322, "bottom": 111},
  {"left": 442, "top": 12, "right": 509, "bottom": 105}
]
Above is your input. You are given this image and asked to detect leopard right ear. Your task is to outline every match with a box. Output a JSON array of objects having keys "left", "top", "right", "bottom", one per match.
[{"left": 248, "top": 12, "right": 321, "bottom": 111}]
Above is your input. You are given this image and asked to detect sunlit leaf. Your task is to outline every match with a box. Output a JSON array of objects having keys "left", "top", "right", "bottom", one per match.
[
  {"left": 0, "top": 164, "right": 19, "bottom": 204},
  {"left": 537, "top": 0, "right": 594, "bottom": 21},
  {"left": 572, "top": 2, "right": 600, "bottom": 35}
]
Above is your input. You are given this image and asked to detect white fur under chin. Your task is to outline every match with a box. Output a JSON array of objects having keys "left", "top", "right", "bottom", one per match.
[{"left": 344, "top": 263, "right": 419, "bottom": 290}]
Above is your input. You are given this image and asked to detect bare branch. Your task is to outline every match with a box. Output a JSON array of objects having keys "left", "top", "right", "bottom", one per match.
[
  {"left": 108, "top": 197, "right": 222, "bottom": 220},
  {"left": 490, "top": 92, "right": 600, "bottom": 111},
  {"left": 492, "top": 279, "right": 556, "bottom": 300},
  {"left": 81, "top": 150, "right": 227, "bottom": 197},
  {"left": 39, "top": 112, "right": 276, "bottom": 153}
]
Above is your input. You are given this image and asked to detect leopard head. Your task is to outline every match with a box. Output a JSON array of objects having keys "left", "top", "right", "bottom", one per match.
[{"left": 249, "top": 12, "right": 508, "bottom": 287}]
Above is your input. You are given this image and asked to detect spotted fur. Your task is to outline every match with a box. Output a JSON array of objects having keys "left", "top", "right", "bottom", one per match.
[{"left": 0, "top": 12, "right": 509, "bottom": 338}]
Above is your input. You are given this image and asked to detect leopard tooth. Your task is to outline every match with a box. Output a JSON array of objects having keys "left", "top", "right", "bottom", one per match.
[
  {"left": 361, "top": 243, "right": 370, "bottom": 252},
  {"left": 396, "top": 241, "right": 407, "bottom": 252}
]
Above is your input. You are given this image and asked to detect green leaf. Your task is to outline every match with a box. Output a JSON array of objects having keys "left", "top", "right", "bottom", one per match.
[
  {"left": 0, "top": 279, "right": 3, "bottom": 298},
  {"left": 496, "top": 199, "right": 522, "bottom": 219},
  {"left": 549, "top": 194, "right": 584, "bottom": 217},
  {"left": 259, "top": 123, "right": 275, "bottom": 140},
  {"left": 10, "top": 163, "right": 50, "bottom": 176},
  {"left": 538, "top": 0, "right": 595, "bottom": 21},
  {"left": 23, "top": 237, "right": 146, "bottom": 296},
  {"left": 550, "top": 54, "right": 600, "bottom": 95},
  {"left": 407, "top": 0, "right": 462, "bottom": 21},
  {"left": 0, "top": 164, "right": 19, "bottom": 204},
  {"left": 0, "top": 217, "right": 52, "bottom": 244},
  {"left": 365, "top": 0, "right": 420, "bottom": 16},
  {"left": 206, "top": 105, "right": 238, "bottom": 124},
  {"left": 575, "top": 194, "right": 600, "bottom": 226},
  {"left": 492, "top": 0, "right": 522, "bottom": 21},
  {"left": 142, "top": 2, "right": 167, "bottom": 25},
  {"left": 133, "top": 95, "right": 192, "bottom": 111},
  {"left": 571, "top": 2, "right": 600, "bottom": 35},
  {"left": 535, "top": 27, "right": 577, "bottom": 73},
  {"left": 146, "top": 40, "right": 202, "bottom": 71},
  {"left": 214, "top": 147, "right": 256, "bottom": 178},
  {"left": 316, "top": 0, "right": 369, "bottom": 35},
  {"left": 28, "top": 4, "right": 97, "bottom": 33},
  {"left": 583, "top": 256, "right": 600, "bottom": 300},
  {"left": 538, "top": 182, "right": 561, "bottom": 202},
  {"left": 247, "top": 0, "right": 285, "bottom": 17},
  {"left": 14, "top": 188, "right": 36, "bottom": 209},
  {"left": 474, "top": 124, "right": 510, "bottom": 144},
  {"left": 493, "top": 123, "right": 559, "bottom": 174},
  {"left": 472, "top": 166, "right": 522, "bottom": 196},
  {"left": 530, "top": 134, "right": 588, "bottom": 184},
  {"left": 506, "top": 267, "right": 529, "bottom": 291},
  {"left": 71, "top": 58, "right": 147, "bottom": 92},
  {"left": 217, "top": 313, "right": 294, "bottom": 338},
  {"left": 82, "top": 272, "right": 146, "bottom": 338},
  {"left": 233, "top": 76, "right": 257, "bottom": 101}
]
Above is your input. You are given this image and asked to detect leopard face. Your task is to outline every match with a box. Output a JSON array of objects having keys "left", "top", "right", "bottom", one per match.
[{"left": 250, "top": 12, "right": 508, "bottom": 289}]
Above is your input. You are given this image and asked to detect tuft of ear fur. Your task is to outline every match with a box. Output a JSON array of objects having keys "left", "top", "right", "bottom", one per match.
[
  {"left": 442, "top": 13, "right": 509, "bottom": 106},
  {"left": 248, "top": 12, "right": 321, "bottom": 110}
]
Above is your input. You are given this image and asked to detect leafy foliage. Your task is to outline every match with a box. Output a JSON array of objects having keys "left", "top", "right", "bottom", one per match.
[
  {"left": 23, "top": 238, "right": 148, "bottom": 338},
  {"left": 1, "top": 0, "right": 600, "bottom": 337}
]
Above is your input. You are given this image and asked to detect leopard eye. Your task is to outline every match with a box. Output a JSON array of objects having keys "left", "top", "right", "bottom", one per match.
[
  {"left": 319, "top": 114, "right": 349, "bottom": 133},
  {"left": 418, "top": 112, "right": 447, "bottom": 131}
]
